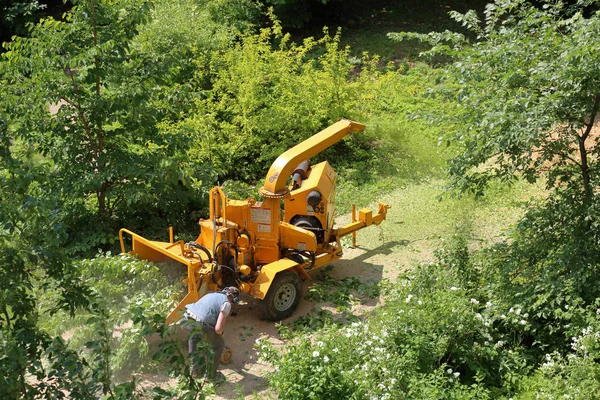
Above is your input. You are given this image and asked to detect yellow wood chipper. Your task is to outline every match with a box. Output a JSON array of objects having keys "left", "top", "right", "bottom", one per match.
[{"left": 120, "top": 119, "right": 390, "bottom": 324}]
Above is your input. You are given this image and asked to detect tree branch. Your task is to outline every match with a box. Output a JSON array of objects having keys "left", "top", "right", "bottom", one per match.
[
  {"left": 577, "top": 93, "right": 599, "bottom": 200},
  {"left": 581, "top": 94, "right": 600, "bottom": 142}
]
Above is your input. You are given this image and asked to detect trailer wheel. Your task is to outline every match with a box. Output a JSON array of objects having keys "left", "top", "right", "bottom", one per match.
[{"left": 261, "top": 270, "right": 303, "bottom": 321}]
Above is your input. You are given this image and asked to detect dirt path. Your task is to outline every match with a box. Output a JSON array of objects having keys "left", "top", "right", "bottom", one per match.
[{"left": 211, "top": 246, "right": 402, "bottom": 399}]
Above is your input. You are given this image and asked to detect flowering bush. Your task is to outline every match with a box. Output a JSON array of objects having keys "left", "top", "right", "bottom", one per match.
[
  {"left": 516, "top": 310, "right": 600, "bottom": 399},
  {"left": 257, "top": 239, "right": 531, "bottom": 398}
]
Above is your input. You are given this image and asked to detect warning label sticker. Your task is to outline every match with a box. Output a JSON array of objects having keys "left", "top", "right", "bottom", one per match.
[
  {"left": 257, "top": 224, "right": 271, "bottom": 233},
  {"left": 251, "top": 208, "right": 271, "bottom": 224}
]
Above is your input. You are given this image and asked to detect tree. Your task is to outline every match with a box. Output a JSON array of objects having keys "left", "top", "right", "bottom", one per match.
[
  {"left": 1, "top": 0, "right": 204, "bottom": 250},
  {"left": 1, "top": 1, "right": 46, "bottom": 43},
  {"left": 0, "top": 114, "right": 98, "bottom": 398},
  {"left": 180, "top": 22, "right": 381, "bottom": 184},
  {"left": 389, "top": 0, "right": 600, "bottom": 203},
  {"left": 388, "top": 0, "right": 600, "bottom": 362}
]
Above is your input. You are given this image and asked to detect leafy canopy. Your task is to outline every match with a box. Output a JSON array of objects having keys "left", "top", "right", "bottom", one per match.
[{"left": 389, "top": 0, "right": 600, "bottom": 201}]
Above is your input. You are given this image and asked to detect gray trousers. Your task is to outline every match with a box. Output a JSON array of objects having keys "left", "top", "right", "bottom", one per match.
[{"left": 186, "top": 321, "right": 224, "bottom": 378}]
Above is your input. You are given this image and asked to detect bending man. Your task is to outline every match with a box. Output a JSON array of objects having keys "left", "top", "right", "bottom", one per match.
[{"left": 183, "top": 286, "right": 240, "bottom": 381}]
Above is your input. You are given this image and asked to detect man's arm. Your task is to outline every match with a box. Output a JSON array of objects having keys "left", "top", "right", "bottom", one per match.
[{"left": 214, "top": 311, "right": 227, "bottom": 335}]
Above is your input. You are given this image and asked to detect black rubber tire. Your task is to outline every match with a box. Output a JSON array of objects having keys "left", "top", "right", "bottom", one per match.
[{"left": 261, "top": 270, "right": 303, "bottom": 321}]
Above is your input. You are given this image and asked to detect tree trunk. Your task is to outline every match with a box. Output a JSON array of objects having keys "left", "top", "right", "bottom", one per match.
[{"left": 579, "top": 94, "right": 600, "bottom": 202}]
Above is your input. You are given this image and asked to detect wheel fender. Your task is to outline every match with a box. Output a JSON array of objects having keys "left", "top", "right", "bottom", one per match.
[{"left": 250, "top": 258, "right": 311, "bottom": 300}]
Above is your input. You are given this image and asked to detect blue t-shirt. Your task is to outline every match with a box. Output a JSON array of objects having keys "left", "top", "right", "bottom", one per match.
[{"left": 185, "top": 292, "right": 231, "bottom": 328}]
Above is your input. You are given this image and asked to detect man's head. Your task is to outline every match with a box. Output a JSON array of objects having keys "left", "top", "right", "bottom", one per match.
[{"left": 222, "top": 286, "right": 240, "bottom": 304}]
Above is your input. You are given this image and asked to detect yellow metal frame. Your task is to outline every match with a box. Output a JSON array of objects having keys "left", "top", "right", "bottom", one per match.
[
  {"left": 119, "top": 228, "right": 218, "bottom": 324},
  {"left": 260, "top": 119, "right": 365, "bottom": 197},
  {"left": 250, "top": 202, "right": 390, "bottom": 299},
  {"left": 118, "top": 119, "right": 390, "bottom": 323}
]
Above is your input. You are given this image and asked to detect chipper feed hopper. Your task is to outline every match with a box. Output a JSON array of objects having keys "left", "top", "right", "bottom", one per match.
[{"left": 120, "top": 119, "right": 390, "bottom": 323}]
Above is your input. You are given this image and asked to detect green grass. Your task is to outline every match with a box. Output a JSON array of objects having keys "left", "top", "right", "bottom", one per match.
[
  {"left": 290, "top": 0, "right": 489, "bottom": 64},
  {"left": 337, "top": 177, "right": 543, "bottom": 264}
]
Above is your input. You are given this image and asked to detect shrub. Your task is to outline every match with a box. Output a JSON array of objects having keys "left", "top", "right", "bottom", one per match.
[
  {"left": 180, "top": 22, "right": 385, "bottom": 184},
  {"left": 481, "top": 193, "right": 600, "bottom": 357},
  {"left": 258, "top": 235, "right": 530, "bottom": 398}
]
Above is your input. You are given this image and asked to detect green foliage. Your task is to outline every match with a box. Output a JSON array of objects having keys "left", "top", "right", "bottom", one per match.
[
  {"left": 306, "top": 270, "right": 380, "bottom": 308},
  {"left": 38, "top": 253, "right": 181, "bottom": 375},
  {"left": 0, "top": 110, "right": 100, "bottom": 398},
  {"left": 134, "top": 0, "right": 259, "bottom": 83},
  {"left": 0, "top": 0, "right": 261, "bottom": 253},
  {"left": 181, "top": 22, "right": 384, "bottom": 184},
  {"left": 2, "top": 0, "right": 193, "bottom": 250},
  {"left": 1, "top": 0, "right": 46, "bottom": 40},
  {"left": 515, "top": 310, "right": 600, "bottom": 399},
  {"left": 258, "top": 219, "right": 600, "bottom": 398},
  {"left": 133, "top": 309, "right": 211, "bottom": 399},
  {"left": 479, "top": 193, "right": 600, "bottom": 355},
  {"left": 390, "top": 0, "right": 600, "bottom": 201},
  {"left": 258, "top": 233, "right": 536, "bottom": 398}
]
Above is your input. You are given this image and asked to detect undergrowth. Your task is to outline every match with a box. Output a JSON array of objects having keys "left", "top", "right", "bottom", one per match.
[{"left": 258, "top": 193, "right": 600, "bottom": 399}]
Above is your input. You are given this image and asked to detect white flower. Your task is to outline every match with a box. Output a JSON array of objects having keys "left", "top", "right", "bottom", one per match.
[
  {"left": 405, "top": 294, "right": 413, "bottom": 303},
  {"left": 470, "top": 298, "right": 479, "bottom": 305},
  {"left": 454, "top": 372, "right": 460, "bottom": 377},
  {"left": 446, "top": 368, "right": 453, "bottom": 374},
  {"left": 418, "top": 300, "right": 423, "bottom": 305},
  {"left": 333, "top": 348, "right": 339, "bottom": 353},
  {"left": 317, "top": 341, "right": 324, "bottom": 347},
  {"left": 323, "top": 356, "right": 329, "bottom": 363},
  {"left": 450, "top": 286, "right": 458, "bottom": 291},
  {"left": 520, "top": 320, "right": 527, "bottom": 325},
  {"left": 312, "top": 351, "right": 320, "bottom": 357}
]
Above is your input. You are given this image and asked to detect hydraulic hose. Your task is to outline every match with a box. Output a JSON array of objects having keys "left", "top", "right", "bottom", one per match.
[
  {"left": 215, "top": 240, "right": 238, "bottom": 269},
  {"left": 186, "top": 242, "right": 213, "bottom": 263}
]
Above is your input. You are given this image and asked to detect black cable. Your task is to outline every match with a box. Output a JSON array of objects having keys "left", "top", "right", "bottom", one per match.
[
  {"left": 187, "top": 242, "right": 212, "bottom": 263},
  {"left": 300, "top": 250, "right": 316, "bottom": 270},
  {"left": 281, "top": 248, "right": 316, "bottom": 270},
  {"left": 215, "top": 240, "right": 238, "bottom": 268}
]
